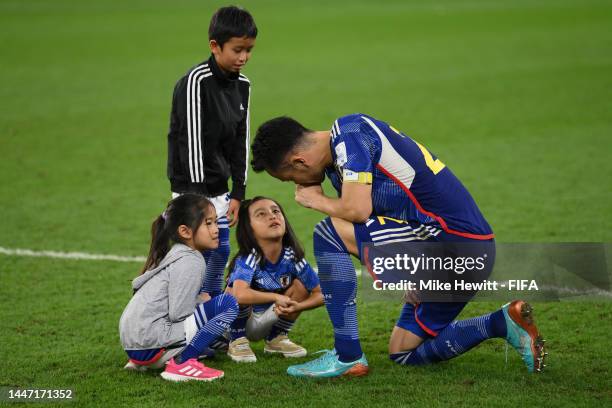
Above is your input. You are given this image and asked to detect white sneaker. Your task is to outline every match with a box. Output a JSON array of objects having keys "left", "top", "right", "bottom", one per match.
[
  {"left": 227, "top": 337, "right": 257, "bottom": 363},
  {"left": 264, "top": 335, "right": 307, "bottom": 358}
]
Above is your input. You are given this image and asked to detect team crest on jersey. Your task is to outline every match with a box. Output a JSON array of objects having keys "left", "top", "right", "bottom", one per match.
[{"left": 279, "top": 275, "right": 291, "bottom": 288}]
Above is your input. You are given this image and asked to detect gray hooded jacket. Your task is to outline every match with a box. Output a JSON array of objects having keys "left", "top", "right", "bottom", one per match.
[{"left": 119, "top": 243, "right": 204, "bottom": 350}]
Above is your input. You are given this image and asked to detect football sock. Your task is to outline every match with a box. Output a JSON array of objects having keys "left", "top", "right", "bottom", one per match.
[
  {"left": 229, "top": 305, "right": 251, "bottom": 341},
  {"left": 314, "top": 217, "right": 363, "bottom": 363},
  {"left": 177, "top": 294, "right": 238, "bottom": 363},
  {"left": 266, "top": 317, "right": 295, "bottom": 341},
  {"left": 202, "top": 217, "right": 230, "bottom": 297},
  {"left": 390, "top": 309, "right": 506, "bottom": 365}
]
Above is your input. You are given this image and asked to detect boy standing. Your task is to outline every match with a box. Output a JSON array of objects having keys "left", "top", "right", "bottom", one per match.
[{"left": 167, "top": 6, "right": 257, "bottom": 298}]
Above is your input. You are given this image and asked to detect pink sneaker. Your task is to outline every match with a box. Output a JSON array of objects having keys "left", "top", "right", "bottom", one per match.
[{"left": 160, "top": 358, "right": 224, "bottom": 382}]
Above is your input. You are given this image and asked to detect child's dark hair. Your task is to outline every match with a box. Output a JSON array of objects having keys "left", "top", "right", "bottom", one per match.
[
  {"left": 228, "top": 196, "right": 305, "bottom": 273},
  {"left": 251, "top": 116, "right": 312, "bottom": 172},
  {"left": 209, "top": 6, "right": 258, "bottom": 47},
  {"left": 141, "top": 194, "right": 215, "bottom": 274}
]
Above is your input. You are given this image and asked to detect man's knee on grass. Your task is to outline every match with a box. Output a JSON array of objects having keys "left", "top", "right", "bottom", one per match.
[{"left": 388, "top": 326, "right": 425, "bottom": 365}]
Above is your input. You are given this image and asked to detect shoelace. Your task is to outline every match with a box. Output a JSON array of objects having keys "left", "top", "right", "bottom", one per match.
[
  {"left": 181, "top": 359, "right": 206, "bottom": 371},
  {"left": 235, "top": 342, "right": 252, "bottom": 352},
  {"left": 300, "top": 349, "right": 336, "bottom": 369}
]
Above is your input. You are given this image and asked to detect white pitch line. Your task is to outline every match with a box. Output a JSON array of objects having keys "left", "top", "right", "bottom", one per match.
[
  {"left": 0, "top": 246, "right": 146, "bottom": 263},
  {"left": 1, "top": 247, "right": 610, "bottom": 299}
]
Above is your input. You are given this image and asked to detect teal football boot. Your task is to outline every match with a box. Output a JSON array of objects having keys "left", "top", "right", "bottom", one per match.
[
  {"left": 287, "top": 349, "right": 369, "bottom": 378},
  {"left": 502, "top": 300, "right": 547, "bottom": 373}
]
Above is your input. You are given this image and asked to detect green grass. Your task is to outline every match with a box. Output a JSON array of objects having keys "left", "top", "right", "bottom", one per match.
[
  {"left": 1, "top": 0, "right": 611, "bottom": 406},
  {"left": 1, "top": 257, "right": 611, "bottom": 407}
]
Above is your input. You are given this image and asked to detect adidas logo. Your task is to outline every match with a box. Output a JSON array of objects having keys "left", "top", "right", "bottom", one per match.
[{"left": 240, "top": 103, "right": 244, "bottom": 111}]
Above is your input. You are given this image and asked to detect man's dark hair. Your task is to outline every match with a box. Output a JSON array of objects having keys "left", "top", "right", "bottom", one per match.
[
  {"left": 208, "top": 6, "right": 258, "bottom": 47},
  {"left": 251, "top": 116, "right": 312, "bottom": 172}
]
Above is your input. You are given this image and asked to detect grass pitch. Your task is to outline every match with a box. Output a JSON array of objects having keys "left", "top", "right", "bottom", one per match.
[{"left": 1, "top": 0, "right": 611, "bottom": 407}]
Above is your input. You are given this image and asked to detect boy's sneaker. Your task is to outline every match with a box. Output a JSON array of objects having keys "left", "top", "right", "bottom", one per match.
[
  {"left": 228, "top": 337, "right": 257, "bottom": 363},
  {"left": 160, "top": 358, "right": 224, "bottom": 382},
  {"left": 209, "top": 333, "right": 230, "bottom": 352},
  {"left": 264, "top": 335, "right": 307, "bottom": 358},
  {"left": 287, "top": 349, "right": 369, "bottom": 378},
  {"left": 502, "top": 300, "right": 547, "bottom": 373}
]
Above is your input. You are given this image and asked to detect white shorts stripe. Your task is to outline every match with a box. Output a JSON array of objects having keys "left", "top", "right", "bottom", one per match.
[
  {"left": 371, "top": 231, "right": 420, "bottom": 241},
  {"left": 370, "top": 225, "right": 418, "bottom": 236}
]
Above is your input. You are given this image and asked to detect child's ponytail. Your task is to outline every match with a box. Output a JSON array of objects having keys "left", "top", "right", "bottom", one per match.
[
  {"left": 140, "top": 194, "right": 215, "bottom": 275},
  {"left": 140, "top": 213, "right": 170, "bottom": 274}
]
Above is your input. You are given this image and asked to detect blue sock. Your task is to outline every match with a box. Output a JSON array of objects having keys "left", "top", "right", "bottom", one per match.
[
  {"left": 266, "top": 317, "right": 295, "bottom": 341},
  {"left": 177, "top": 294, "right": 238, "bottom": 363},
  {"left": 390, "top": 309, "right": 506, "bottom": 365},
  {"left": 202, "top": 219, "right": 230, "bottom": 297},
  {"left": 314, "top": 218, "right": 362, "bottom": 363},
  {"left": 229, "top": 305, "right": 251, "bottom": 341}
]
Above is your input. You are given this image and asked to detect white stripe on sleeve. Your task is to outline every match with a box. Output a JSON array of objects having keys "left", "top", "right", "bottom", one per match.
[{"left": 186, "top": 64, "right": 210, "bottom": 183}]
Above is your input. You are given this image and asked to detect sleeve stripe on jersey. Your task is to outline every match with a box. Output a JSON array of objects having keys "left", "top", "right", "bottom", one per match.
[
  {"left": 245, "top": 248, "right": 259, "bottom": 268},
  {"left": 186, "top": 64, "right": 211, "bottom": 183},
  {"left": 243, "top": 83, "right": 251, "bottom": 185},
  {"left": 245, "top": 253, "right": 256, "bottom": 268},
  {"left": 334, "top": 120, "right": 341, "bottom": 135}
]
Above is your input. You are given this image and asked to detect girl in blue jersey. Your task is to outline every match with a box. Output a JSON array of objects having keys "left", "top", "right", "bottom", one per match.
[{"left": 225, "top": 196, "right": 324, "bottom": 362}]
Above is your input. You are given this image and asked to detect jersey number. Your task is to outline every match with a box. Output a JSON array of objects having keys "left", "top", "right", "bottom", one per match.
[
  {"left": 390, "top": 125, "right": 446, "bottom": 175},
  {"left": 415, "top": 142, "right": 446, "bottom": 175}
]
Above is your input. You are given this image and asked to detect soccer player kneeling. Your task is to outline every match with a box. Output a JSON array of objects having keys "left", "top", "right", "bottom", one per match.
[
  {"left": 224, "top": 197, "right": 324, "bottom": 362},
  {"left": 250, "top": 114, "right": 546, "bottom": 378}
]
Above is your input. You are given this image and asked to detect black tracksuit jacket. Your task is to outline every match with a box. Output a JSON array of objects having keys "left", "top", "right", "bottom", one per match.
[{"left": 167, "top": 55, "right": 250, "bottom": 200}]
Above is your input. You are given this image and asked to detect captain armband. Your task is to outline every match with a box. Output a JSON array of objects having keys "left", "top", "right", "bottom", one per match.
[{"left": 342, "top": 169, "right": 373, "bottom": 184}]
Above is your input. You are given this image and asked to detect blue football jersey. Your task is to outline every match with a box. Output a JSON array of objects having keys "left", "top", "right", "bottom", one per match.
[
  {"left": 227, "top": 247, "right": 320, "bottom": 292},
  {"left": 326, "top": 113, "right": 493, "bottom": 239}
]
